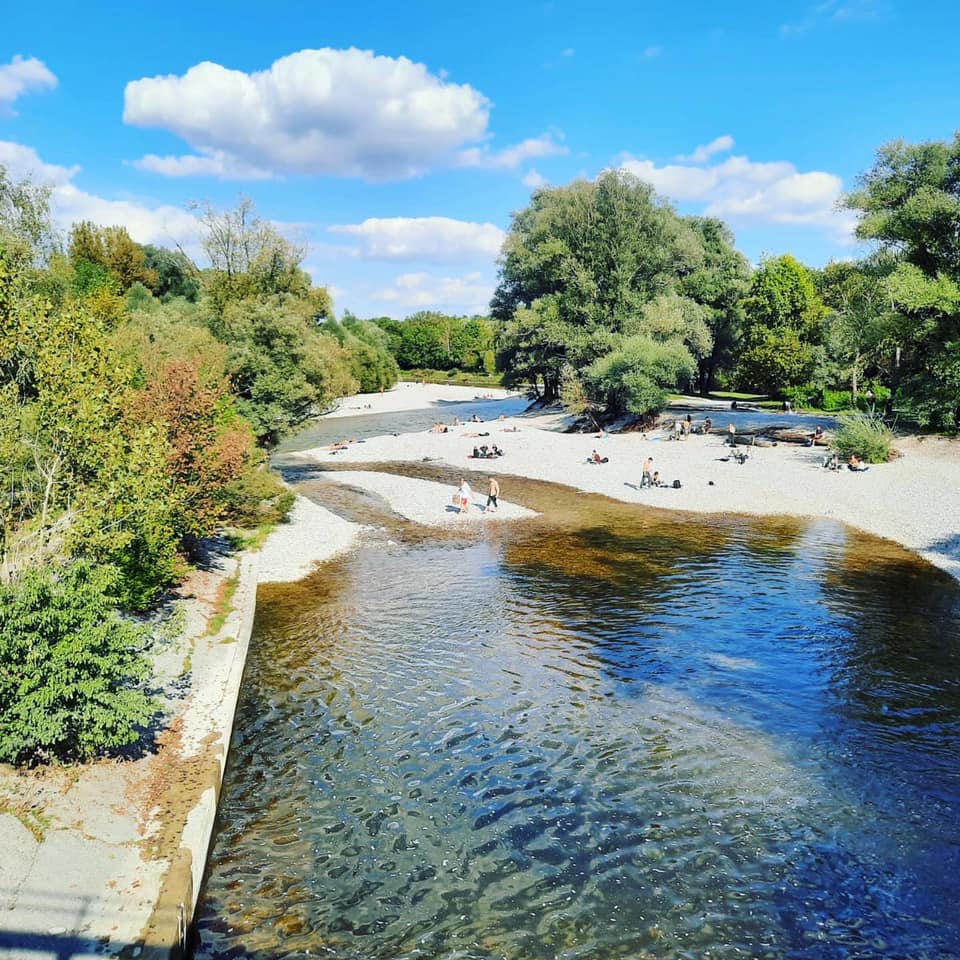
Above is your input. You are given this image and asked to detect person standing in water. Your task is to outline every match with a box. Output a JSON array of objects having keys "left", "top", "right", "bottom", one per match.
[{"left": 486, "top": 477, "right": 500, "bottom": 513}]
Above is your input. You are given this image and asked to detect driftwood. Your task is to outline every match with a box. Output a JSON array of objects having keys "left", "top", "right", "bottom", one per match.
[{"left": 768, "top": 427, "right": 831, "bottom": 445}]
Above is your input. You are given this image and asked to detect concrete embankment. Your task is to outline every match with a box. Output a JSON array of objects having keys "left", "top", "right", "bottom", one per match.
[{"left": 0, "top": 496, "right": 360, "bottom": 960}]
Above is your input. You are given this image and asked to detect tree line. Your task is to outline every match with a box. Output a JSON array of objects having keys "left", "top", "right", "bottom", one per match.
[
  {"left": 0, "top": 176, "right": 397, "bottom": 764},
  {"left": 488, "top": 133, "right": 960, "bottom": 431}
]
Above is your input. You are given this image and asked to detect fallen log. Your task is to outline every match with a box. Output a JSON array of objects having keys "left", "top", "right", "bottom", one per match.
[{"left": 768, "top": 427, "right": 831, "bottom": 445}]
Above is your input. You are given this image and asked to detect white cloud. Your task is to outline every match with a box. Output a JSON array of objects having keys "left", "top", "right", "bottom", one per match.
[
  {"left": 0, "top": 56, "right": 57, "bottom": 113},
  {"left": 0, "top": 140, "right": 202, "bottom": 253},
  {"left": 330, "top": 216, "right": 504, "bottom": 262},
  {"left": 456, "top": 133, "right": 567, "bottom": 170},
  {"left": 677, "top": 134, "right": 734, "bottom": 163},
  {"left": 642, "top": 46, "right": 663, "bottom": 58},
  {"left": 374, "top": 270, "right": 494, "bottom": 315},
  {"left": 124, "top": 48, "right": 491, "bottom": 181},
  {"left": 134, "top": 150, "right": 273, "bottom": 180},
  {"left": 619, "top": 144, "right": 856, "bottom": 243},
  {"left": 522, "top": 169, "right": 548, "bottom": 189}
]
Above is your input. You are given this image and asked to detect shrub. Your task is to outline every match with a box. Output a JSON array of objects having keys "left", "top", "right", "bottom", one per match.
[
  {"left": 821, "top": 388, "right": 852, "bottom": 412},
  {"left": 0, "top": 561, "right": 157, "bottom": 765},
  {"left": 832, "top": 413, "right": 895, "bottom": 464},
  {"left": 782, "top": 384, "right": 819, "bottom": 408}
]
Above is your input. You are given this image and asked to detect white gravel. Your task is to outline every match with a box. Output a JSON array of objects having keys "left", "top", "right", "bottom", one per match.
[
  {"left": 299, "top": 399, "right": 960, "bottom": 583},
  {"left": 258, "top": 494, "right": 363, "bottom": 582},
  {"left": 322, "top": 470, "right": 537, "bottom": 526},
  {"left": 325, "top": 381, "right": 517, "bottom": 419}
]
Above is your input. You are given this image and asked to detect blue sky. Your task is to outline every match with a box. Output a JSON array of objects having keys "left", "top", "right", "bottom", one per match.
[{"left": 2, "top": 0, "right": 958, "bottom": 317}]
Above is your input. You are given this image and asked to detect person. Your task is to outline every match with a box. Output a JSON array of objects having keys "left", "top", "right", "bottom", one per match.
[
  {"left": 848, "top": 454, "right": 869, "bottom": 472},
  {"left": 458, "top": 478, "right": 472, "bottom": 513},
  {"left": 808, "top": 426, "right": 824, "bottom": 447},
  {"left": 641, "top": 456, "right": 654, "bottom": 487},
  {"left": 471, "top": 414, "right": 481, "bottom": 423},
  {"left": 822, "top": 452, "right": 840, "bottom": 471},
  {"left": 672, "top": 419, "right": 683, "bottom": 440},
  {"left": 783, "top": 399, "right": 793, "bottom": 414},
  {"left": 491, "top": 444, "right": 503, "bottom": 457},
  {"left": 727, "top": 423, "right": 737, "bottom": 446},
  {"left": 486, "top": 476, "right": 500, "bottom": 512},
  {"left": 472, "top": 446, "right": 480, "bottom": 459},
  {"left": 452, "top": 416, "right": 460, "bottom": 426},
  {"left": 704, "top": 417, "right": 713, "bottom": 434},
  {"left": 591, "top": 449, "right": 609, "bottom": 464},
  {"left": 681, "top": 418, "right": 692, "bottom": 439},
  {"left": 651, "top": 471, "right": 662, "bottom": 487}
]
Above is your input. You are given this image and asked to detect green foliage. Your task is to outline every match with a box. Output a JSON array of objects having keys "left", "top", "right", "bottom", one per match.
[
  {"left": 737, "top": 327, "right": 816, "bottom": 394},
  {"left": 737, "top": 255, "right": 826, "bottom": 394},
  {"left": 844, "top": 134, "right": 960, "bottom": 428},
  {"left": 492, "top": 171, "right": 732, "bottom": 408},
  {"left": 143, "top": 245, "right": 200, "bottom": 302},
  {"left": 0, "top": 561, "right": 156, "bottom": 765},
  {"left": 585, "top": 336, "right": 695, "bottom": 417},
  {"left": 832, "top": 413, "right": 895, "bottom": 463}
]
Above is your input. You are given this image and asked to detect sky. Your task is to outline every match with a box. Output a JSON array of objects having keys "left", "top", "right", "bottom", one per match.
[{"left": 2, "top": 0, "right": 958, "bottom": 318}]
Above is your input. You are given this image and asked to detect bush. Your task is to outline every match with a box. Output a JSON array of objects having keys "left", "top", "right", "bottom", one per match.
[
  {"left": 832, "top": 413, "right": 895, "bottom": 464},
  {"left": 0, "top": 561, "right": 157, "bottom": 765},
  {"left": 782, "top": 384, "right": 819, "bottom": 408},
  {"left": 821, "top": 388, "right": 852, "bottom": 412}
]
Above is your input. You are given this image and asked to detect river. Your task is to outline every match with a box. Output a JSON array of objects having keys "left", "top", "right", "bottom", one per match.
[{"left": 194, "top": 405, "right": 960, "bottom": 960}]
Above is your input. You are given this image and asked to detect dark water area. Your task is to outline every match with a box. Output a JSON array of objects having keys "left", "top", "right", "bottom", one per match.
[
  {"left": 195, "top": 415, "right": 960, "bottom": 960},
  {"left": 275, "top": 393, "right": 532, "bottom": 455}
]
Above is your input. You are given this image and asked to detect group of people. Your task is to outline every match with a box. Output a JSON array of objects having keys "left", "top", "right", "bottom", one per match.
[
  {"left": 472, "top": 444, "right": 504, "bottom": 459},
  {"left": 455, "top": 476, "right": 500, "bottom": 515}
]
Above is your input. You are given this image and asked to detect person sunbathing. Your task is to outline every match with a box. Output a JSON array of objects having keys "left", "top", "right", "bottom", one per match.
[
  {"left": 590, "top": 449, "right": 609, "bottom": 464},
  {"left": 848, "top": 454, "right": 869, "bottom": 472}
]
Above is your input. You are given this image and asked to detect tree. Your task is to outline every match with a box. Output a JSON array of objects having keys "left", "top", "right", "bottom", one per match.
[
  {"left": 143, "top": 245, "right": 200, "bottom": 302},
  {"left": 493, "top": 171, "right": 713, "bottom": 410},
  {"left": 820, "top": 257, "right": 897, "bottom": 398},
  {"left": 68, "top": 222, "right": 156, "bottom": 291},
  {"left": 738, "top": 254, "right": 826, "bottom": 393},
  {"left": 844, "top": 134, "right": 960, "bottom": 427},
  {"left": 679, "top": 218, "right": 751, "bottom": 394}
]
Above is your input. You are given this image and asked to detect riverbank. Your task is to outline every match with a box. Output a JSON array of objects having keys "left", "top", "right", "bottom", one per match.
[
  {"left": 0, "top": 497, "right": 357, "bottom": 959},
  {"left": 299, "top": 385, "right": 960, "bottom": 583}
]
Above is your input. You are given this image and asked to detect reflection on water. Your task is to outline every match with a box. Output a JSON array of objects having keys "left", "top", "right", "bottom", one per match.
[{"left": 195, "top": 480, "right": 960, "bottom": 960}]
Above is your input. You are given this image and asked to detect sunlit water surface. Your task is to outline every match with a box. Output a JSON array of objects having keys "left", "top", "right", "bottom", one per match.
[{"left": 195, "top": 422, "right": 960, "bottom": 960}]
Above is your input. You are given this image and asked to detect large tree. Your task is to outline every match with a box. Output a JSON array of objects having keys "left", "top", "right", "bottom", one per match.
[
  {"left": 492, "top": 171, "right": 709, "bottom": 407},
  {"left": 844, "top": 134, "right": 960, "bottom": 427},
  {"left": 737, "top": 254, "right": 826, "bottom": 394}
]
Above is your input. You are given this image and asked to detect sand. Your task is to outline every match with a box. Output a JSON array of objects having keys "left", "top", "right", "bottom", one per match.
[{"left": 295, "top": 386, "right": 960, "bottom": 584}]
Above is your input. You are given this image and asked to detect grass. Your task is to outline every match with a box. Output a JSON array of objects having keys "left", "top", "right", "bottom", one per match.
[
  {"left": 204, "top": 571, "right": 241, "bottom": 639},
  {"left": 0, "top": 794, "right": 52, "bottom": 842},
  {"left": 224, "top": 521, "right": 279, "bottom": 553}
]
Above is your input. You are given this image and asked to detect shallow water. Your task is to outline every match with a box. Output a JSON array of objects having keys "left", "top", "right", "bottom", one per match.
[{"left": 195, "top": 418, "right": 960, "bottom": 960}]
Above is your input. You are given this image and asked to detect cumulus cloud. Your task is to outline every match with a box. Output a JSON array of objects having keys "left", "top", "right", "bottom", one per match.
[
  {"left": 0, "top": 140, "right": 202, "bottom": 252},
  {"left": 0, "top": 56, "right": 57, "bottom": 112},
  {"left": 134, "top": 150, "right": 273, "bottom": 180},
  {"left": 330, "top": 216, "right": 505, "bottom": 262},
  {"left": 456, "top": 133, "right": 567, "bottom": 170},
  {"left": 677, "top": 134, "right": 734, "bottom": 163},
  {"left": 124, "top": 48, "right": 491, "bottom": 181},
  {"left": 619, "top": 145, "right": 857, "bottom": 243},
  {"left": 522, "top": 169, "right": 548, "bottom": 189},
  {"left": 374, "top": 270, "right": 495, "bottom": 315}
]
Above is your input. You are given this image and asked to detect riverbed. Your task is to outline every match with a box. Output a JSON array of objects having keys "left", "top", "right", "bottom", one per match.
[{"left": 194, "top": 405, "right": 960, "bottom": 960}]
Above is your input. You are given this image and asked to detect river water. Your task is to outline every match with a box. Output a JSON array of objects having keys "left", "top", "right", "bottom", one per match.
[{"left": 195, "top": 407, "right": 960, "bottom": 960}]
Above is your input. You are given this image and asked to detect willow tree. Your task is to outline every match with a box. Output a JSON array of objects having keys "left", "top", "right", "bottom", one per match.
[{"left": 492, "top": 170, "right": 726, "bottom": 412}]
